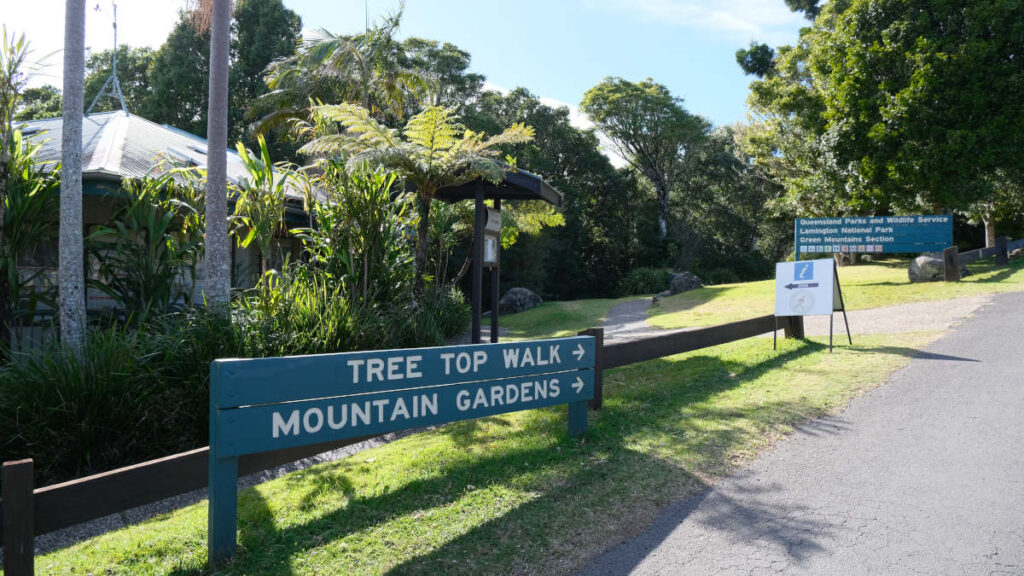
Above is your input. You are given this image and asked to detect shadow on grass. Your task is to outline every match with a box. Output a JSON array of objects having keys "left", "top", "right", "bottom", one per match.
[{"left": 194, "top": 340, "right": 842, "bottom": 575}]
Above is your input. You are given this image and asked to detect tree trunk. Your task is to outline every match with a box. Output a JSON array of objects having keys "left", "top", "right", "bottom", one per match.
[
  {"left": 203, "top": 0, "right": 232, "bottom": 312},
  {"left": 657, "top": 186, "right": 669, "bottom": 238},
  {"left": 413, "top": 193, "right": 432, "bottom": 297},
  {"left": 60, "top": 0, "right": 87, "bottom": 354},
  {"left": 983, "top": 217, "right": 996, "bottom": 248}
]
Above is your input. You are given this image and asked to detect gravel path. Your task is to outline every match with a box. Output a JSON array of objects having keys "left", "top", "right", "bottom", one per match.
[{"left": 577, "top": 290, "right": 1024, "bottom": 576}]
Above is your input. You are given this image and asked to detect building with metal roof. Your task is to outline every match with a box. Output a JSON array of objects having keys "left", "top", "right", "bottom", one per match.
[{"left": 18, "top": 111, "right": 311, "bottom": 303}]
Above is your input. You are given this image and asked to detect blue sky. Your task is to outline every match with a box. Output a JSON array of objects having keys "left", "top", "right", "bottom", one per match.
[{"left": 7, "top": 0, "right": 808, "bottom": 126}]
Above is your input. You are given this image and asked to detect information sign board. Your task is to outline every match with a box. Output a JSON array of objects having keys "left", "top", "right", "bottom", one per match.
[
  {"left": 208, "top": 336, "right": 595, "bottom": 562},
  {"left": 795, "top": 215, "right": 952, "bottom": 259},
  {"left": 775, "top": 259, "right": 836, "bottom": 317}
]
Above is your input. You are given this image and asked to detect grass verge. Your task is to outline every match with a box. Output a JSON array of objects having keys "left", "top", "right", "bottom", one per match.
[
  {"left": 498, "top": 296, "right": 644, "bottom": 340},
  {"left": 34, "top": 331, "right": 937, "bottom": 576},
  {"left": 649, "top": 256, "right": 1024, "bottom": 329}
]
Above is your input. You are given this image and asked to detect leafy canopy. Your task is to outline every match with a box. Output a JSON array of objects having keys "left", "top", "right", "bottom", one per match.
[{"left": 300, "top": 103, "right": 534, "bottom": 198}]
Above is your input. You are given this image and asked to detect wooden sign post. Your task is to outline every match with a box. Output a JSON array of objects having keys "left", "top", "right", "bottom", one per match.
[{"left": 208, "top": 336, "right": 595, "bottom": 562}]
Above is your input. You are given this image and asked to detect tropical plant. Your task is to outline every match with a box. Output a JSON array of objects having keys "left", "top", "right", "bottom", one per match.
[
  {"left": 232, "top": 134, "right": 290, "bottom": 277},
  {"left": 252, "top": 7, "right": 431, "bottom": 135},
  {"left": 299, "top": 103, "right": 534, "bottom": 296},
  {"left": 86, "top": 174, "right": 204, "bottom": 323},
  {"left": 2, "top": 131, "right": 60, "bottom": 334},
  {"left": 296, "top": 162, "right": 413, "bottom": 308}
]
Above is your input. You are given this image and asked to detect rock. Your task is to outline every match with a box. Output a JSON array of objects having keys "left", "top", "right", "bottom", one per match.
[
  {"left": 652, "top": 290, "right": 672, "bottom": 306},
  {"left": 498, "top": 287, "right": 543, "bottom": 314},
  {"left": 908, "top": 252, "right": 969, "bottom": 282},
  {"left": 669, "top": 272, "right": 703, "bottom": 295}
]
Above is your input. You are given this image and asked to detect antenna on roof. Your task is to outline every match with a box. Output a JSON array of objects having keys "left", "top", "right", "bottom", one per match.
[{"left": 86, "top": 1, "right": 129, "bottom": 114}]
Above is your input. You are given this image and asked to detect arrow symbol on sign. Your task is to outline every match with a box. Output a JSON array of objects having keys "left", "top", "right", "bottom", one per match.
[
  {"left": 572, "top": 376, "right": 584, "bottom": 394},
  {"left": 573, "top": 344, "right": 585, "bottom": 361},
  {"left": 784, "top": 282, "right": 819, "bottom": 290}
]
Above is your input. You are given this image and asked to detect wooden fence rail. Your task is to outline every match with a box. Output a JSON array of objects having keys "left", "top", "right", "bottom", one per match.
[{"left": 4, "top": 233, "right": 1019, "bottom": 576}]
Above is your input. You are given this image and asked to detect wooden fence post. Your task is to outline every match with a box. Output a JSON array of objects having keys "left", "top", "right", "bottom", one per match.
[
  {"left": 943, "top": 246, "right": 961, "bottom": 282},
  {"left": 996, "top": 236, "right": 1009, "bottom": 266},
  {"left": 3, "top": 459, "right": 35, "bottom": 576},
  {"left": 578, "top": 327, "right": 604, "bottom": 410},
  {"left": 783, "top": 316, "right": 805, "bottom": 340}
]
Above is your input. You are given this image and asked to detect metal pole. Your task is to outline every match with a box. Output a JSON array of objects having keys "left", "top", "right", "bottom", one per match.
[
  {"left": 829, "top": 313, "right": 834, "bottom": 353},
  {"left": 490, "top": 198, "right": 500, "bottom": 343},
  {"left": 471, "top": 181, "right": 484, "bottom": 343}
]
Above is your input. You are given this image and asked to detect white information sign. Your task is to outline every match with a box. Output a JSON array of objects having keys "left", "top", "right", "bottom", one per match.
[{"left": 775, "top": 259, "right": 836, "bottom": 317}]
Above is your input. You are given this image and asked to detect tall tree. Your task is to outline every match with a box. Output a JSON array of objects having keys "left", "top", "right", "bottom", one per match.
[
  {"left": 147, "top": 14, "right": 210, "bottom": 136},
  {"left": 466, "top": 87, "right": 634, "bottom": 298},
  {"left": 231, "top": 0, "right": 300, "bottom": 109},
  {"left": 300, "top": 103, "right": 534, "bottom": 297},
  {"left": 14, "top": 85, "right": 62, "bottom": 120},
  {"left": 201, "top": 0, "right": 232, "bottom": 310},
  {"left": 402, "top": 38, "right": 484, "bottom": 110},
  {"left": 83, "top": 46, "right": 155, "bottom": 113},
  {"left": 581, "top": 77, "right": 708, "bottom": 238},
  {"left": 254, "top": 8, "right": 430, "bottom": 136},
  {"left": 809, "top": 0, "right": 1024, "bottom": 231},
  {"left": 61, "top": 0, "right": 87, "bottom": 353}
]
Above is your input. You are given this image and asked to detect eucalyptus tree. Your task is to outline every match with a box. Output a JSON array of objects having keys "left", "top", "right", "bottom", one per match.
[
  {"left": 60, "top": 0, "right": 87, "bottom": 353},
  {"left": 299, "top": 103, "right": 534, "bottom": 296},
  {"left": 581, "top": 77, "right": 709, "bottom": 238}
]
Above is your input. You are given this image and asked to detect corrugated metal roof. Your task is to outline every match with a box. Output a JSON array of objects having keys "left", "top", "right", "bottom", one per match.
[{"left": 20, "top": 111, "right": 314, "bottom": 202}]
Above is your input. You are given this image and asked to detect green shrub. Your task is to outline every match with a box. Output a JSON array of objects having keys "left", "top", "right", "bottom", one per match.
[
  {"left": 702, "top": 268, "right": 741, "bottom": 285},
  {"left": 0, "top": 328, "right": 185, "bottom": 482},
  {"left": 617, "top": 267, "right": 672, "bottom": 296}
]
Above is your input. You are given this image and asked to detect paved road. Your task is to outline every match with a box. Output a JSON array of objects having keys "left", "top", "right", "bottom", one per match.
[{"left": 579, "top": 290, "right": 1024, "bottom": 576}]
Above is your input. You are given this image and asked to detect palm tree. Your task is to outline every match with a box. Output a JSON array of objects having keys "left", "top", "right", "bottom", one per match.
[
  {"left": 251, "top": 8, "right": 431, "bottom": 136},
  {"left": 194, "top": 0, "right": 232, "bottom": 310},
  {"left": 60, "top": 0, "right": 86, "bottom": 353},
  {"left": 299, "top": 103, "right": 534, "bottom": 296}
]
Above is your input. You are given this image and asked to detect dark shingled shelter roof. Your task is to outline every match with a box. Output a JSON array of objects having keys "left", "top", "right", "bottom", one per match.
[{"left": 434, "top": 168, "right": 562, "bottom": 207}]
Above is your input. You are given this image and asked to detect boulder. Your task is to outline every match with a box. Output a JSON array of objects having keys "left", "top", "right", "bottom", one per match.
[
  {"left": 499, "top": 287, "right": 543, "bottom": 314},
  {"left": 908, "top": 252, "right": 969, "bottom": 283},
  {"left": 669, "top": 272, "right": 703, "bottom": 295}
]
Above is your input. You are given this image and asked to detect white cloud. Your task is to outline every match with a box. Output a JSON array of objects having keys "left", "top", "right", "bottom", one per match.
[{"left": 592, "top": 0, "right": 805, "bottom": 44}]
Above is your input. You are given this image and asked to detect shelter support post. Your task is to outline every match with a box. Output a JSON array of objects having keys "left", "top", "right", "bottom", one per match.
[
  {"left": 472, "top": 181, "right": 484, "bottom": 343},
  {"left": 490, "top": 199, "right": 501, "bottom": 343}
]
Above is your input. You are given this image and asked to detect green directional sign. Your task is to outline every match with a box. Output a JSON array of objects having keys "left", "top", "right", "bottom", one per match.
[
  {"left": 208, "top": 336, "right": 595, "bottom": 562},
  {"left": 795, "top": 215, "right": 952, "bottom": 259}
]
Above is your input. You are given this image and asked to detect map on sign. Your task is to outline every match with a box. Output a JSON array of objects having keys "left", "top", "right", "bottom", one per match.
[
  {"left": 775, "top": 259, "right": 836, "bottom": 317},
  {"left": 795, "top": 215, "right": 952, "bottom": 256}
]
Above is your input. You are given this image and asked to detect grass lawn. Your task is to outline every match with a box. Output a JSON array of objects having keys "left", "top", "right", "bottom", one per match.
[
  {"left": 649, "top": 256, "right": 1024, "bottom": 329},
  {"left": 498, "top": 295, "right": 644, "bottom": 340},
  {"left": 34, "top": 331, "right": 937, "bottom": 576}
]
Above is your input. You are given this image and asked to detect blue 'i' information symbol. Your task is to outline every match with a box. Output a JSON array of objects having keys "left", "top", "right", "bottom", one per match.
[{"left": 794, "top": 262, "right": 814, "bottom": 281}]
